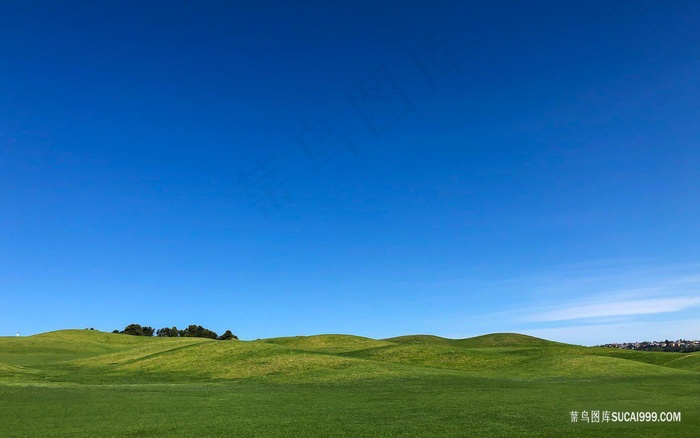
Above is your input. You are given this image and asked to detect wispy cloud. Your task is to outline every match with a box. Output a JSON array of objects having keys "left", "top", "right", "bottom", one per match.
[
  {"left": 521, "top": 319, "right": 700, "bottom": 346},
  {"left": 526, "top": 296, "right": 700, "bottom": 322},
  {"left": 497, "top": 261, "right": 700, "bottom": 322},
  {"left": 507, "top": 261, "right": 700, "bottom": 344},
  {"left": 429, "top": 260, "right": 700, "bottom": 345}
]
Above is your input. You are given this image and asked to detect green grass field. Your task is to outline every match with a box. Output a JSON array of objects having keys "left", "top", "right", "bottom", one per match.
[{"left": 0, "top": 330, "right": 697, "bottom": 437}]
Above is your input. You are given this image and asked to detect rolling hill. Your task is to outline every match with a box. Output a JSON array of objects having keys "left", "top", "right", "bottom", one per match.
[
  {"left": 1, "top": 330, "right": 698, "bottom": 437},
  {"left": 1, "top": 330, "right": 697, "bottom": 381}
]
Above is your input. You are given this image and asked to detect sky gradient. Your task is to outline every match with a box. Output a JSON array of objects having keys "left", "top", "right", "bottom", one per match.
[{"left": 1, "top": 1, "right": 699, "bottom": 344}]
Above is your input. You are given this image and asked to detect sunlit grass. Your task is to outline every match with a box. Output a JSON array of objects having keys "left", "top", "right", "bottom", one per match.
[{"left": 0, "top": 330, "right": 697, "bottom": 437}]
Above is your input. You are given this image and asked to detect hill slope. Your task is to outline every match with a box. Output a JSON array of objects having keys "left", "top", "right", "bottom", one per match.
[{"left": 1, "top": 330, "right": 696, "bottom": 383}]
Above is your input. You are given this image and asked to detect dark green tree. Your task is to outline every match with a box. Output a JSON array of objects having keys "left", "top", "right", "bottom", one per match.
[
  {"left": 114, "top": 323, "right": 235, "bottom": 339},
  {"left": 156, "top": 327, "right": 171, "bottom": 337},
  {"left": 121, "top": 324, "right": 144, "bottom": 336},
  {"left": 218, "top": 330, "right": 238, "bottom": 340},
  {"left": 182, "top": 324, "right": 218, "bottom": 339}
]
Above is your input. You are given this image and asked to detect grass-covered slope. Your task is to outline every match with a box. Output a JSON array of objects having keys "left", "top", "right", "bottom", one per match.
[
  {"left": 1, "top": 329, "right": 698, "bottom": 437},
  {"left": 384, "top": 332, "right": 559, "bottom": 348},
  {"left": 351, "top": 335, "right": 694, "bottom": 378},
  {"left": 0, "top": 329, "right": 171, "bottom": 366},
  {"left": 1, "top": 329, "right": 695, "bottom": 383},
  {"left": 457, "top": 332, "right": 564, "bottom": 348},
  {"left": 262, "top": 334, "right": 394, "bottom": 353},
  {"left": 68, "top": 339, "right": 436, "bottom": 382},
  {"left": 2, "top": 329, "right": 697, "bottom": 380}
]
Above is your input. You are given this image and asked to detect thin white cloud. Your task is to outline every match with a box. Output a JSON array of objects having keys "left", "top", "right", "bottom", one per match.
[
  {"left": 527, "top": 296, "right": 700, "bottom": 322},
  {"left": 522, "top": 319, "right": 700, "bottom": 346},
  {"left": 427, "top": 260, "right": 700, "bottom": 345},
  {"left": 483, "top": 261, "right": 700, "bottom": 300}
]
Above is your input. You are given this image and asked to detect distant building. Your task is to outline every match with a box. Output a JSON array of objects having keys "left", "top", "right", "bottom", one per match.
[{"left": 598, "top": 339, "right": 700, "bottom": 352}]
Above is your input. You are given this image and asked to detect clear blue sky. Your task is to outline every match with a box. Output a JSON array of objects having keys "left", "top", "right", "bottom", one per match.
[{"left": 1, "top": 1, "right": 699, "bottom": 344}]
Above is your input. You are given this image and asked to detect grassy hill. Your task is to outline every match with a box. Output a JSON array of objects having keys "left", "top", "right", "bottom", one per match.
[
  {"left": 2, "top": 329, "right": 698, "bottom": 381},
  {"left": 263, "top": 334, "right": 394, "bottom": 353},
  {"left": 0, "top": 329, "right": 186, "bottom": 366},
  {"left": 0, "top": 329, "right": 698, "bottom": 437},
  {"left": 384, "top": 332, "right": 558, "bottom": 348}
]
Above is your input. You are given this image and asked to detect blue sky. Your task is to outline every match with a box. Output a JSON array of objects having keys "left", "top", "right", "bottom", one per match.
[{"left": 1, "top": 1, "right": 699, "bottom": 344}]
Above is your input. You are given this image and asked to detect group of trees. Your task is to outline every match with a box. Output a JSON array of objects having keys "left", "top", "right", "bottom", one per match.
[
  {"left": 113, "top": 324, "right": 237, "bottom": 340},
  {"left": 114, "top": 324, "right": 156, "bottom": 337}
]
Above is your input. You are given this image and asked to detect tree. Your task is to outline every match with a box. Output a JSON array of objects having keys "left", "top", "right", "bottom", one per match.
[
  {"left": 156, "top": 327, "right": 172, "bottom": 337},
  {"left": 121, "top": 324, "right": 144, "bottom": 336},
  {"left": 113, "top": 323, "right": 234, "bottom": 340},
  {"left": 117, "top": 324, "right": 155, "bottom": 337},
  {"left": 155, "top": 327, "right": 179, "bottom": 337},
  {"left": 142, "top": 326, "right": 155, "bottom": 337},
  {"left": 218, "top": 330, "right": 238, "bottom": 340},
  {"left": 181, "top": 324, "right": 218, "bottom": 339}
]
